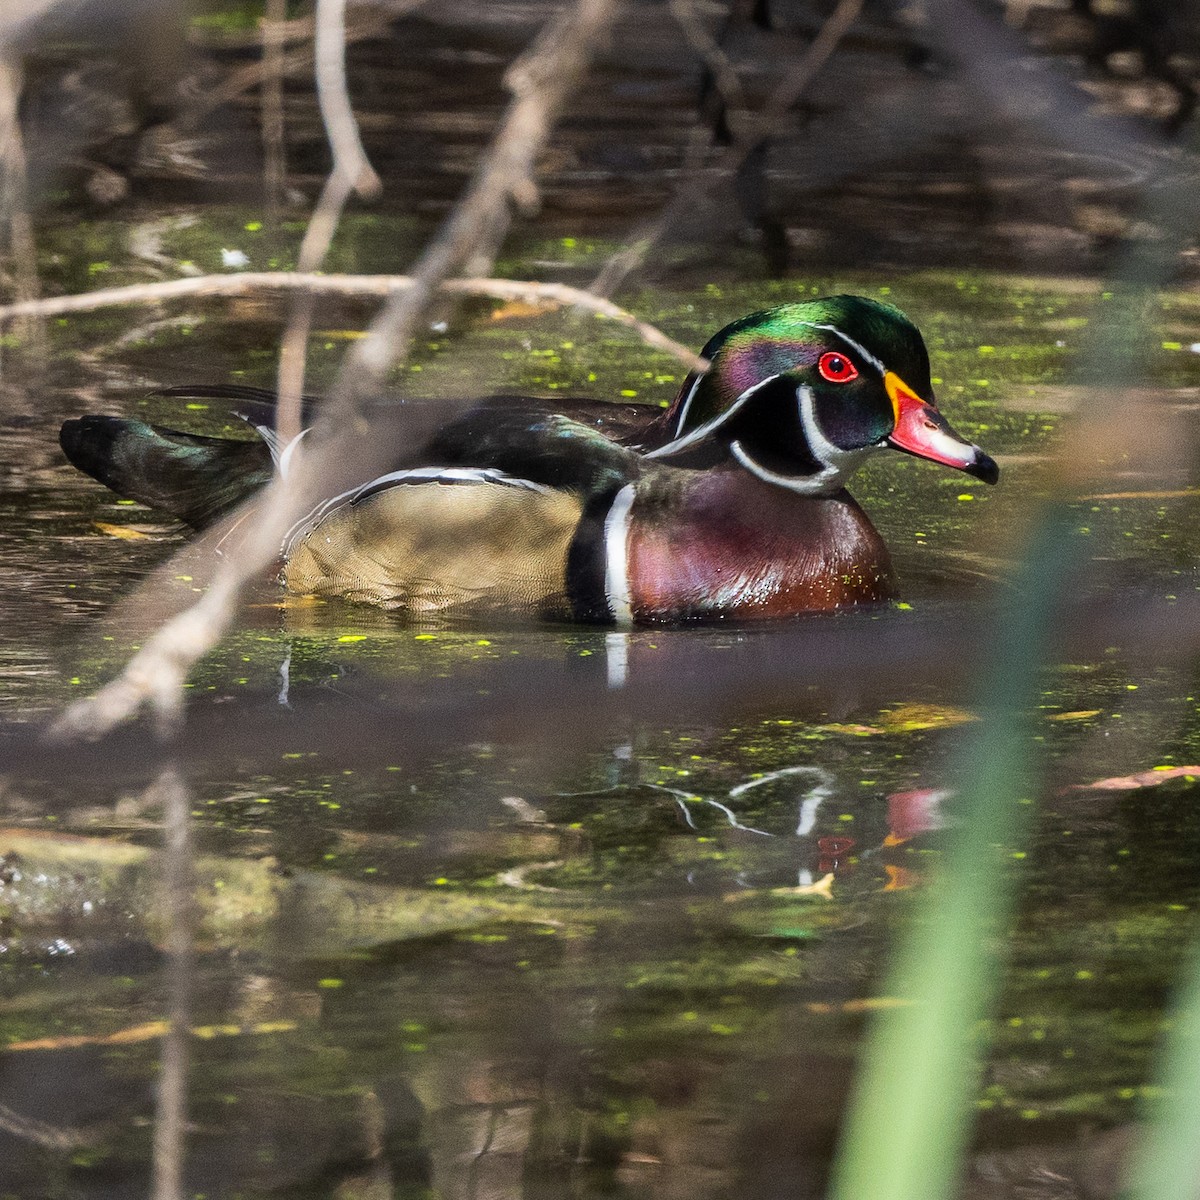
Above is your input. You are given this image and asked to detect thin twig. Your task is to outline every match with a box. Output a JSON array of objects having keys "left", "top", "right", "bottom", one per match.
[
  {"left": 261, "top": 0, "right": 289, "bottom": 223},
  {"left": 591, "top": 0, "right": 864, "bottom": 297},
  {"left": 47, "top": 0, "right": 627, "bottom": 742},
  {"left": 0, "top": 272, "right": 704, "bottom": 369},
  {"left": 175, "top": 8, "right": 398, "bottom": 130},
  {"left": 276, "top": 0, "right": 382, "bottom": 446},
  {"left": 0, "top": 55, "right": 41, "bottom": 356},
  {"left": 668, "top": 0, "right": 747, "bottom": 114},
  {"left": 312, "top": 0, "right": 380, "bottom": 199}
]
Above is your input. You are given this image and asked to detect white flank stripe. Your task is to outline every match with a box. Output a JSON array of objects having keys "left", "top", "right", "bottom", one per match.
[
  {"left": 603, "top": 484, "right": 637, "bottom": 626},
  {"left": 281, "top": 465, "right": 551, "bottom": 556},
  {"left": 277, "top": 428, "right": 310, "bottom": 478}
]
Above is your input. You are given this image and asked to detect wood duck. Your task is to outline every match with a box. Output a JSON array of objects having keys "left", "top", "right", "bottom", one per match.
[{"left": 59, "top": 295, "right": 998, "bottom": 624}]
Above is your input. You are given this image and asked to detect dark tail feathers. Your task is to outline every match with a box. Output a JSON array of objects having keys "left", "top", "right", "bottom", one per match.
[{"left": 59, "top": 416, "right": 273, "bottom": 529}]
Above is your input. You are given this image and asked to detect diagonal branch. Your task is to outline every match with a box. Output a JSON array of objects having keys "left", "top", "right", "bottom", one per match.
[
  {"left": 48, "top": 0, "right": 628, "bottom": 743},
  {"left": 333, "top": 0, "right": 623, "bottom": 403},
  {"left": 591, "top": 0, "right": 864, "bottom": 297}
]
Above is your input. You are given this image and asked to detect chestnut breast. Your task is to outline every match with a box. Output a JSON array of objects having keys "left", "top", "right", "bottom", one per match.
[{"left": 623, "top": 468, "right": 897, "bottom": 622}]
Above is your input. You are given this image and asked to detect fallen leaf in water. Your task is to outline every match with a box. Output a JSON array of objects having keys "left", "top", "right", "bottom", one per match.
[
  {"left": 722, "top": 872, "right": 835, "bottom": 903},
  {"left": 876, "top": 703, "right": 976, "bottom": 732},
  {"left": 818, "top": 704, "right": 975, "bottom": 737},
  {"left": 882, "top": 865, "right": 919, "bottom": 891},
  {"left": 6, "top": 1019, "right": 298, "bottom": 1053},
  {"left": 490, "top": 299, "right": 560, "bottom": 321},
  {"left": 92, "top": 522, "right": 151, "bottom": 540},
  {"left": 806, "top": 997, "right": 912, "bottom": 1014},
  {"left": 1066, "top": 766, "right": 1200, "bottom": 792},
  {"left": 769, "top": 873, "right": 835, "bottom": 900}
]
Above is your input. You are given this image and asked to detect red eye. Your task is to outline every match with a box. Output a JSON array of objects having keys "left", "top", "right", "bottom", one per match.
[{"left": 817, "top": 351, "right": 859, "bottom": 383}]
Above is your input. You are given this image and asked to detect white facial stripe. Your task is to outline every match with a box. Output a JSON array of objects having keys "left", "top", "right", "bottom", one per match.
[
  {"left": 672, "top": 373, "right": 704, "bottom": 438},
  {"left": 796, "top": 383, "right": 843, "bottom": 468},
  {"left": 603, "top": 483, "right": 636, "bottom": 626},
  {"left": 650, "top": 319, "right": 891, "bottom": 458},
  {"left": 644, "top": 374, "right": 783, "bottom": 459}
]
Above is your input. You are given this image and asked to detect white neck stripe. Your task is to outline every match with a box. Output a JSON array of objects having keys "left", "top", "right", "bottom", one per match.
[
  {"left": 729, "top": 439, "right": 836, "bottom": 495},
  {"left": 603, "top": 484, "right": 637, "bottom": 626}
]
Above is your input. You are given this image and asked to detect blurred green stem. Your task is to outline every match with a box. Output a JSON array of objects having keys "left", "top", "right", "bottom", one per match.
[{"left": 828, "top": 510, "right": 1079, "bottom": 1200}]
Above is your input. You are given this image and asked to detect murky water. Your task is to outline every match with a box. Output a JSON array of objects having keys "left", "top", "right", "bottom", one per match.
[{"left": 3, "top": 221, "right": 1200, "bottom": 1196}]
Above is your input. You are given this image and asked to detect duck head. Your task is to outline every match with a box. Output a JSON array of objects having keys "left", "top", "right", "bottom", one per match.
[{"left": 645, "top": 296, "right": 999, "bottom": 494}]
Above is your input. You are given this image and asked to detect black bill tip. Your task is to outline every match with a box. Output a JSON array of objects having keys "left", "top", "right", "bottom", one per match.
[{"left": 964, "top": 451, "right": 1000, "bottom": 486}]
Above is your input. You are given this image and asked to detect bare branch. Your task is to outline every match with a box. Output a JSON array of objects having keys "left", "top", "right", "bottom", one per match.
[
  {"left": 0, "top": 272, "right": 704, "bottom": 369},
  {"left": 667, "top": 0, "right": 747, "bottom": 114},
  {"left": 275, "top": 0, "right": 383, "bottom": 445},
  {"left": 176, "top": 7, "right": 399, "bottom": 130},
  {"left": 45, "top": 0, "right": 630, "bottom": 742},
  {"left": 313, "top": 0, "right": 380, "bottom": 199},
  {"left": 591, "top": 0, "right": 864, "bottom": 297},
  {"left": 0, "top": 54, "right": 41, "bottom": 353},
  {"left": 261, "top": 0, "right": 289, "bottom": 222}
]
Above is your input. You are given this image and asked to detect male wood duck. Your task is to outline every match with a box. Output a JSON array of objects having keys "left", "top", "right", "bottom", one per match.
[{"left": 59, "top": 296, "right": 998, "bottom": 624}]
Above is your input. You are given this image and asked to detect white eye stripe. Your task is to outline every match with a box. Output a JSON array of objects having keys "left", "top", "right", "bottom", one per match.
[{"left": 798, "top": 322, "right": 886, "bottom": 376}]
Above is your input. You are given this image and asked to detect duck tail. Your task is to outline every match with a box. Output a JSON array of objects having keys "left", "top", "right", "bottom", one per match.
[{"left": 59, "top": 416, "right": 273, "bottom": 529}]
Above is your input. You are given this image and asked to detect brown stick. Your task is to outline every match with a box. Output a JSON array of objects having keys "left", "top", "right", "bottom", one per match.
[
  {"left": 175, "top": 8, "right": 398, "bottom": 130},
  {"left": 668, "top": 0, "right": 747, "bottom": 114},
  {"left": 148, "top": 768, "right": 195, "bottom": 1200},
  {"left": 48, "top": 0, "right": 629, "bottom": 743},
  {"left": 0, "top": 271, "right": 704, "bottom": 369},
  {"left": 260, "top": 0, "right": 289, "bottom": 223}
]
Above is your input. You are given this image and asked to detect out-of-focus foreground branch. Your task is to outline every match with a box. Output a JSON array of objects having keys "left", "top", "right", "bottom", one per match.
[
  {"left": 47, "top": 0, "right": 626, "bottom": 742},
  {"left": 332, "top": 0, "right": 622, "bottom": 401}
]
